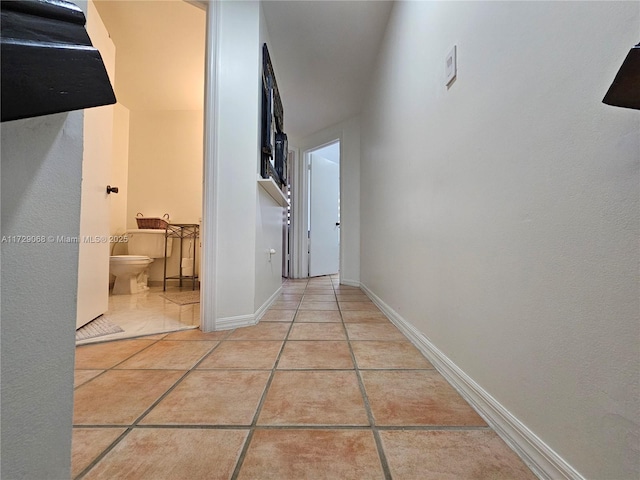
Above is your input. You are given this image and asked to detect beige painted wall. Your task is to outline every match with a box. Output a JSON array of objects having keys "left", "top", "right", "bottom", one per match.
[{"left": 126, "top": 109, "right": 203, "bottom": 280}]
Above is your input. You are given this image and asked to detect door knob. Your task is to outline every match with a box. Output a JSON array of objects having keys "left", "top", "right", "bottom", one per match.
[
  {"left": 106, "top": 185, "right": 119, "bottom": 194},
  {"left": 335, "top": 222, "right": 340, "bottom": 226}
]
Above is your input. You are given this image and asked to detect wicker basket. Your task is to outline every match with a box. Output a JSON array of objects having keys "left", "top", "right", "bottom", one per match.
[{"left": 136, "top": 214, "right": 169, "bottom": 230}]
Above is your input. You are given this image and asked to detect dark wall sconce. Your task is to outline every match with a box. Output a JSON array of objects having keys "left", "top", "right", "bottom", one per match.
[
  {"left": 603, "top": 43, "right": 640, "bottom": 110},
  {"left": 1, "top": 0, "right": 116, "bottom": 122}
]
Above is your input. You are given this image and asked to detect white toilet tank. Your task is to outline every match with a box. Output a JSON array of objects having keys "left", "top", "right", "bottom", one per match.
[{"left": 126, "top": 229, "right": 173, "bottom": 258}]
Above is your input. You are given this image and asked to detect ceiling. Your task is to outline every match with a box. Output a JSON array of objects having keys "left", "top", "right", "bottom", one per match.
[
  {"left": 92, "top": 1, "right": 393, "bottom": 138},
  {"left": 262, "top": 1, "right": 394, "bottom": 139}
]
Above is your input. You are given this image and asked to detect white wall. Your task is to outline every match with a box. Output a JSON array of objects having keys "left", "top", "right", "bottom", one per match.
[
  {"left": 293, "top": 116, "right": 361, "bottom": 285},
  {"left": 255, "top": 186, "right": 285, "bottom": 311},
  {"left": 127, "top": 109, "right": 203, "bottom": 280},
  {"left": 254, "top": 2, "right": 285, "bottom": 313},
  {"left": 1, "top": 112, "right": 83, "bottom": 479},
  {"left": 211, "top": 0, "right": 261, "bottom": 323},
  {"left": 360, "top": 2, "right": 639, "bottom": 479}
]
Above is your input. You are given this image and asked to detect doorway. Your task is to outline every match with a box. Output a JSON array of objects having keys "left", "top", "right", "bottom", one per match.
[
  {"left": 77, "top": 0, "right": 207, "bottom": 339},
  {"left": 303, "top": 140, "right": 341, "bottom": 278}
]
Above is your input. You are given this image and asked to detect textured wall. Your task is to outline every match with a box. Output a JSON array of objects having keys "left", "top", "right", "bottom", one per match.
[
  {"left": 360, "top": 2, "right": 639, "bottom": 478},
  {"left": 1, "top": 112, "right": 83, "bottom": 479}
]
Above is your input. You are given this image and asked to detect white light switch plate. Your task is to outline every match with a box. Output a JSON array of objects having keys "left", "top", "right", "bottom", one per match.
[{"left": 445, "top": 45, "right": 457, "bottom": 85}]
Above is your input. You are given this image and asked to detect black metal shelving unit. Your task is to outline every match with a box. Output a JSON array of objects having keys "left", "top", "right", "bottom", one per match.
[{"left": 162, "top": 223, "right": 199, "bottom": 291}]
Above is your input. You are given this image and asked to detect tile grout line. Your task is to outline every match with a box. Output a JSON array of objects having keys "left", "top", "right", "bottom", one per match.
[
  {"left": 73, "top": 335, "right": 169, "bottom": 392},
  {"left": 74, "top": 335, "right": 179, "bottom": 479},
  {"left": 74, "top": 334, "right": 230, "bottom": 480},
  {"left": 229, "top": 279, "right": 305, "bottom": 480},
  {"left": 77, "top": 278, "right": 435, "bottom": 479},
  {"left": 334, "top": 279, "right": 394, "bottom": 480}
]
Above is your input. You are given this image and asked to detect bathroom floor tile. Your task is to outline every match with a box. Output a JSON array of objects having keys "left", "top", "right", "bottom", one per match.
[
  {"left": 261, "top": 309, "right": 296, "bottom": 322},
  {"left": 294, "top": 310, "right": 342, "bottom": 323},
  {"left": 197, "top": 341, "right": 283, "bottom": 370},
  {"left": 71, "top": 427, "right": 126, "bottom": 478},
  {"left": 352, "top": 341, "right": 434, "bottom": 369},
  {"left": 380, "top": 430, "right": 537, "bottom": 480},
  {"left": 339, "top": 301, "right": 380, "bottom": 311},
  {"left": 342, "top": 311, "right": 389, "bottom": 323},
  {"left": 288, "top": 323, "right": 347, "bottom": 341},
  {"left": 277, "top": 341, "right": 353, "bottom": 369},
  {"left": 361, "top": 370, "right": 486, "bottom": 426},
  {"left": 74, "top": 370, "right": 104, "bottom": 388},
  {"left": 73, "top": 369, "right": 185, "bottom": 425},
  {"left": 238, "top": 429, "right": 384, "bottom": 480},
  {"left": 162, "top": 329, "right": 230, "bottom": 341},
  {"left": 345, "top": 323, "right": 407, "bottom": 341},
  {"left": 140, "top": 370, "right": 270, "bottom": 426},
  {"left": 227, "top": 322, "right": 290, "bottom": 341},
  {"left": 298, "top": 301, "right": 339, "bottom": 311},
  {"left": 114, "top": 340, "right": 218, "bottom": 370},
  {"left": 75, "top": 339, "right": 156, "bottom": 369},
  {"left": 83, "top": 428, "right": 248, "bottom": 480},
  {"left": 78, "top": 287, "right": 201, "bottom": 345},
  {"left": 258, "top": 371, "right": 369, "bottom": 426}
]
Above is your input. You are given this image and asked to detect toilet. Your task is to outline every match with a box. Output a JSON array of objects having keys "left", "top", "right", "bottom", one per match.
[{"left": 109, "top": 229, "right": 173, "bottom": 295}]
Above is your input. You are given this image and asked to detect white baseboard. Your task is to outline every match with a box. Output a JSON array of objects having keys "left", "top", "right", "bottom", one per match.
[
  {"left": 360, "top": 283, "right": 584, "bottom": 480},
  {"left": 254, "top": 286, "right": 283, "bottom": 322},
  {"left": 338, "top": 279, "right": 361, "bottom": 288},
  {"left": 214, "top": 314, "right": 256, "bottom": 330},
  {"left": 214, "top": 285, "right": 283, "bottom": 330}
]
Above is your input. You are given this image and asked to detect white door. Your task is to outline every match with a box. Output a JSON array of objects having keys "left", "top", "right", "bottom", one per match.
[
  {"left": 76, "top": 2, "right": 116, "bottom": 328},
  {"left": 309, "top": 153, "right": 340, "bottom": 277}
]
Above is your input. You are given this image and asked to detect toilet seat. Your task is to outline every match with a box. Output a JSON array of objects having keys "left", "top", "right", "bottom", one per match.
[{"left": 110, "top": 255, "right": 152, "bottom": 264}]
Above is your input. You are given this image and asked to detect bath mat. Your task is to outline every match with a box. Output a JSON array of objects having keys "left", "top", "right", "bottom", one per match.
[
  {"left": 160, "top": 290, "right": 200, "bottom": 305},
  {"left": 76, "top": 316, "right": 124, "bottom": 341}
]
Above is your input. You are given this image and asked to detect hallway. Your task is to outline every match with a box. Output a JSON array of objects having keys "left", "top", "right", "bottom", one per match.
[{"left": 72, "top": 276, "right": 535, "bottom": 479}]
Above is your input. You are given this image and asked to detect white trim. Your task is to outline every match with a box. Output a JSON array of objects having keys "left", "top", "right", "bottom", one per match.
[
  {"left": 200, "top": 0, "right": 219, "bottom": 332},
  {"left": 339, "top": 279, "right": 360, "bottom": 288},
  {"left": 293, "top": 138, "right": 341, "bottom": 279},
  {"left": 215, "top": 286, "right": 282, "bottom": 330},
  {"left": 290, "top": 145, "right": 308, "bottom": 278},
  {"left": 254, "top": 286, "right": 283, "bottom": 322},
  {"left": 215, "top": 314, "right": 257, "bottom": 331},
  {"left": 257, "top": 177, "right": 289, "bottom": 207},
  {"left": 360, "top": 282, "right": 585, "bottom": 480}
]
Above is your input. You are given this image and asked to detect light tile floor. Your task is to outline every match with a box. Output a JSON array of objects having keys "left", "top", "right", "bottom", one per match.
[
  {"left": 77, "top": 286, "right": 199, "bottom": 345},
  {"left": 73, "top": 275, "right": 537, "bottom": 479}
]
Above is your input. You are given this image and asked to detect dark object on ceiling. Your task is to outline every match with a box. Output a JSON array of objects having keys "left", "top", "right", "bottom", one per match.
[
  {"left": 603, "top": 43, "right": 640, "bottom": 110},
  {"left": 1, "top": 0, "right": 116, "bottom": 122}
]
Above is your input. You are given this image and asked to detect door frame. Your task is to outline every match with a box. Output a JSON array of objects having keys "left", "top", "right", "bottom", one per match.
[
  {"left": 200, "top": 0, "right": 218, "bottom": 331},
  {"left": 290, "top": 138, "right": 341, "bottom": 279}
]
